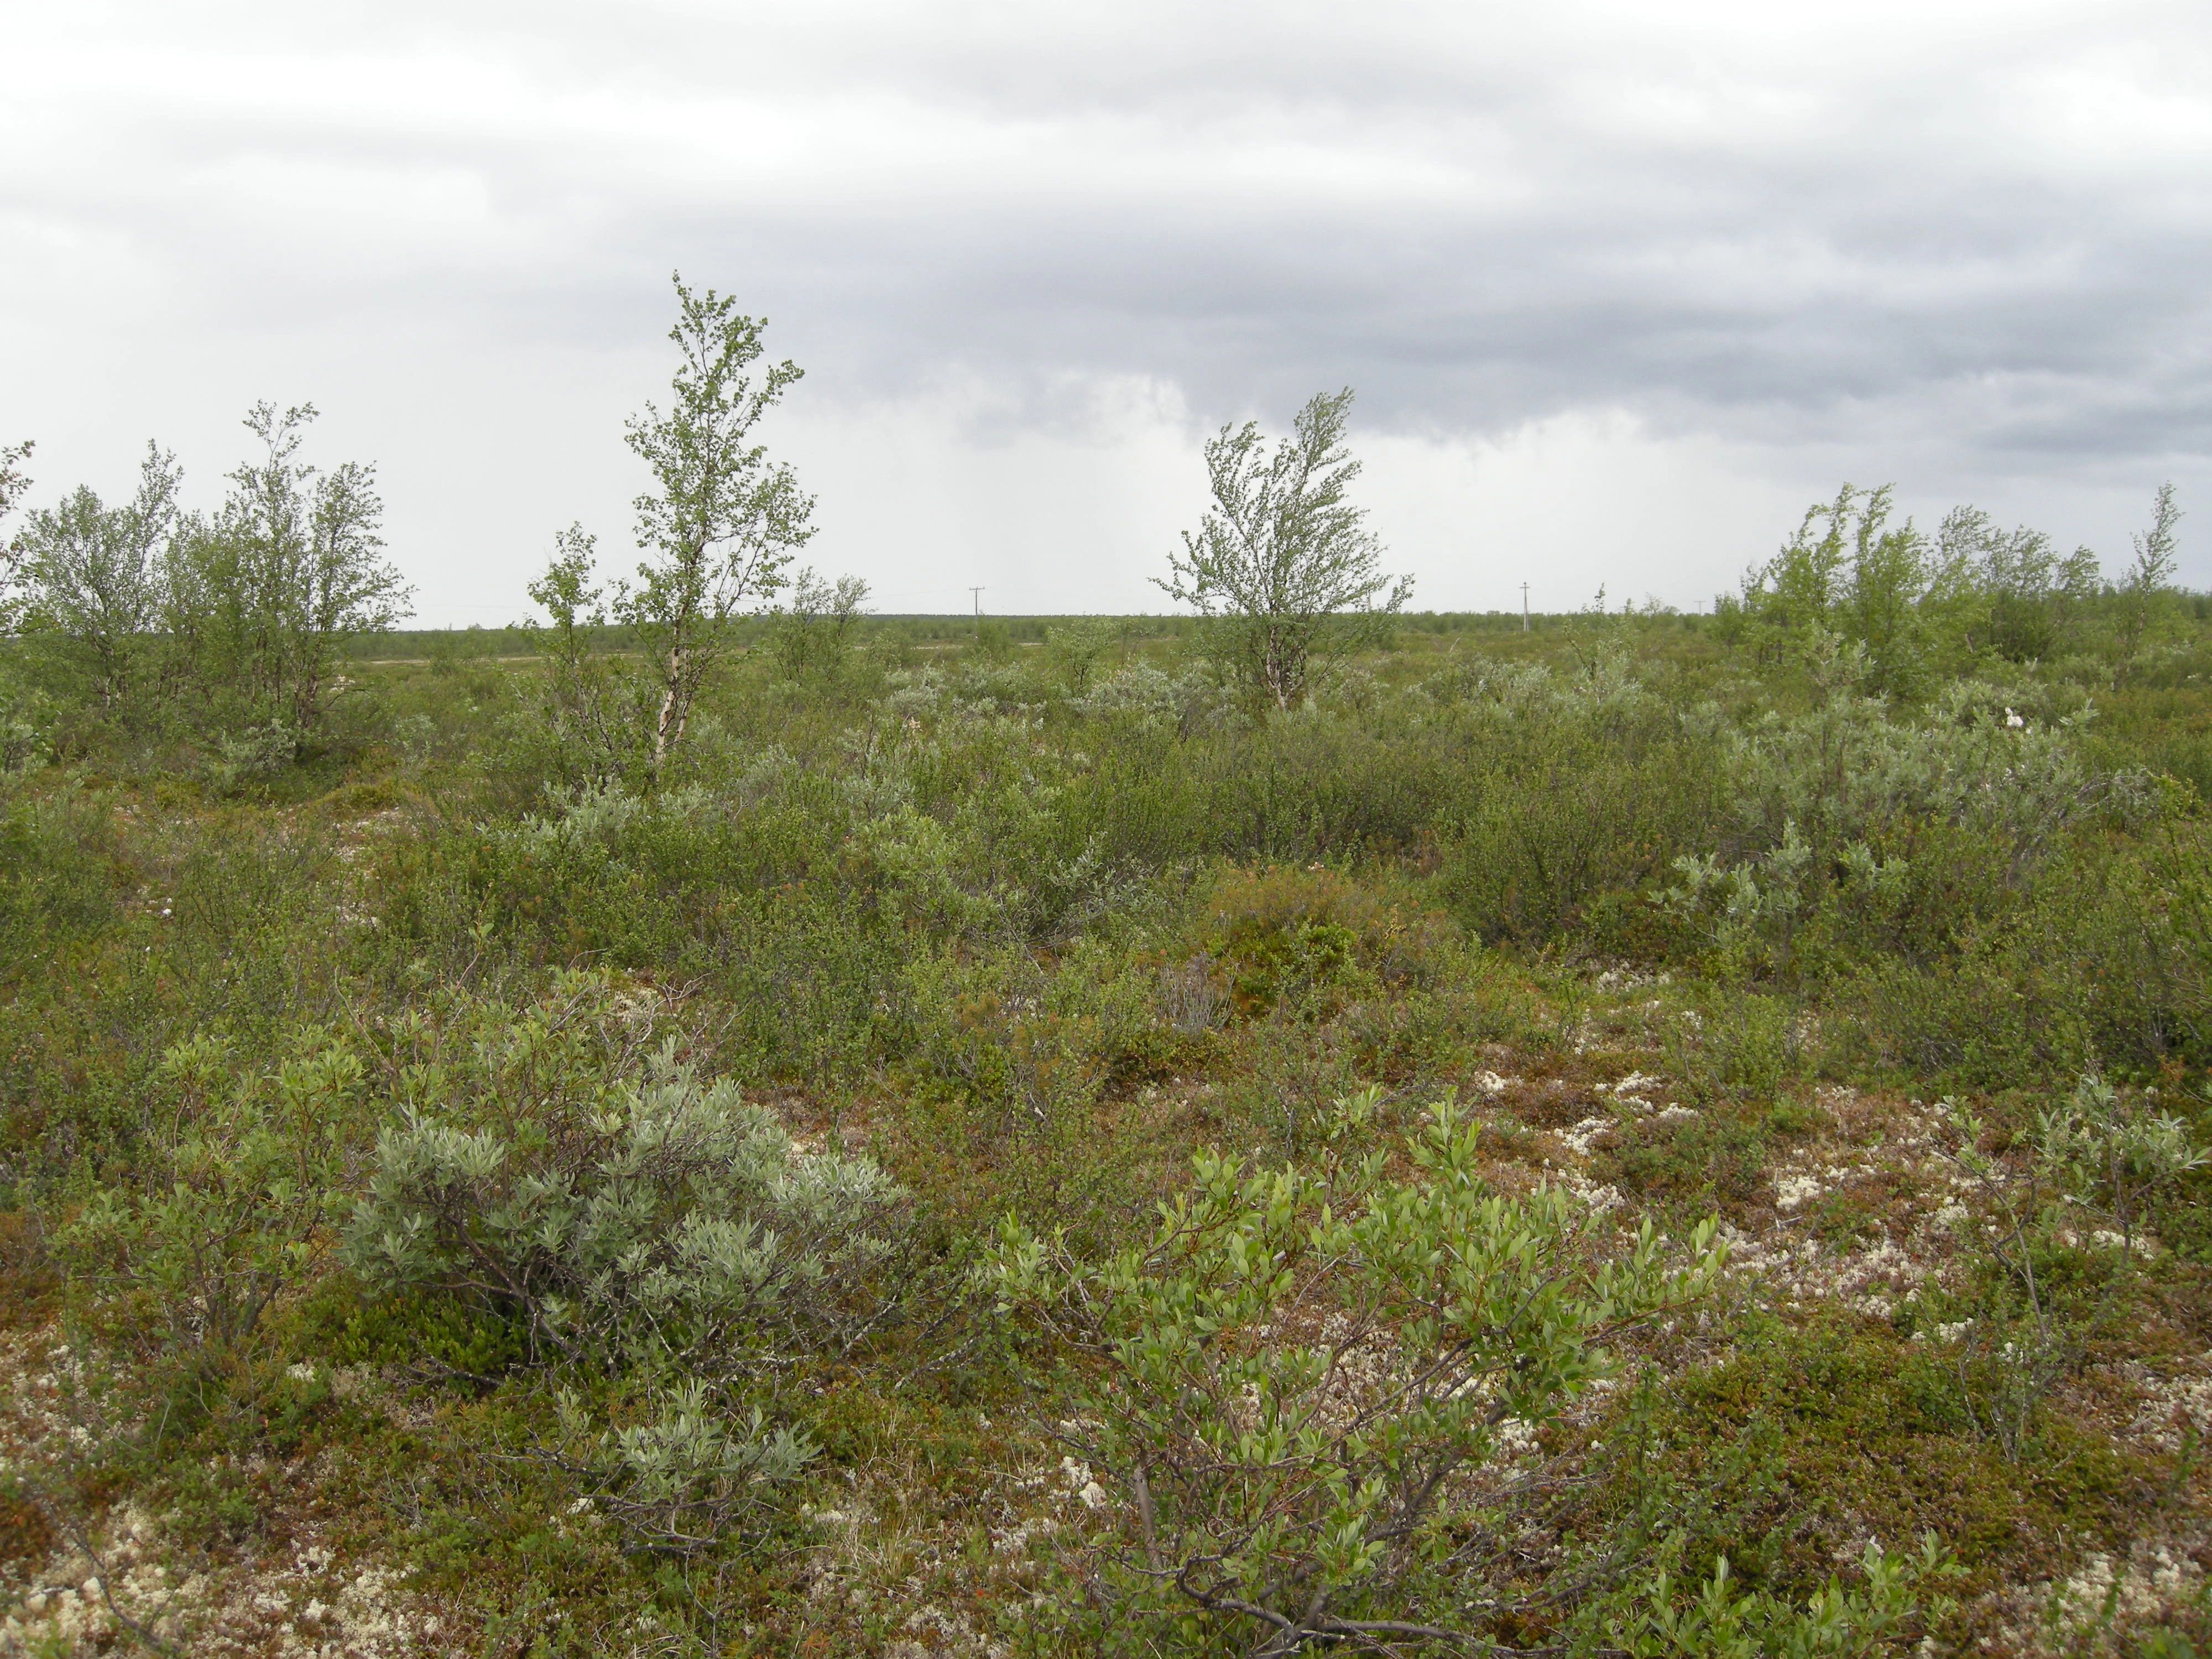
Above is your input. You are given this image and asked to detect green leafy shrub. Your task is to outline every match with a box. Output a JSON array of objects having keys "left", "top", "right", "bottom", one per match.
[
  {"left": 1203, "top": 863, "right": 1453, "bottom": 1014},
  {"left": 1435, "top": 654, "right": 1721, "bottom": 943},
  {"left": 991, "top": 1097, "right": 1724, "bottom": 1651},
  {"left": 1839, "top": 827, "right": 2212, "bottom": 1089},
  {"left": 0, "top": 781, "right": 114, "bottom": 979},
  {"left": 57, "top": 1030, "right": 359, "bottom": 1366},
  {"left": 0, "top": 672, "right": 61, "bottom": 770},
  {"left": 1662, "top": 992, "right": 1815, "bottom": 1104},
  {"left": 1604, "top": 1105, "right": 1777, "bottom": 1211},
  {"left": 1612, "top": 1536, "right": 1958, "bottom": 1658},
  {"left": 703, "top": 885, "right": 912, "bottom": 1084}
]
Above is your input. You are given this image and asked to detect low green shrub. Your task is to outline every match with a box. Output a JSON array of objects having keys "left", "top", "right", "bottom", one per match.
[
  {"left": 991, "top": 1096, "right": 1724, "bottom": 1652},
  {"left": 1202, "top": 863, "right": 1455, "bottom": 1015},
  {"left": 1663, "top": 991, "right": 1815, "bottom": 1104},
  {"left": 1610, "top": 1536, "right": 1958, "bottom": 1659},
  {"left": 1603, "top": 1105, "right": 1777, "bottom": 1212},
  {"left": 0, "top": 780, "right": 116, "bottom": 979},
  {"left": 56, "top": 1029, "right": 361, "bottom": 1369}
]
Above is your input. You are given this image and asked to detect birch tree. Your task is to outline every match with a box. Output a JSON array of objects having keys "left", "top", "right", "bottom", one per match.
[
  {"left": 2117, "top": 481, "right": 2181, "bottom": 661},
  {"left": 0, "top": 440, "right": 32, "bottom": 633},
  {"left": 620, "top": 275, "right": 815, "bottom": 775},
  {"left": 181, "top": 403, "right": 411, "bottom": 729},
  {"left": 0, "top": 440, "right": 29, "bottom": 529},
  {"left": 8, "top": 443, "right": 181, "bottom": 710},
  {"left": 1156, "top": 389, "right": 1408, "bottom": 709}
]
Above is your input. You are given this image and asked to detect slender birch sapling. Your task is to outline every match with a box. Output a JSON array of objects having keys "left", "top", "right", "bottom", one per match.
[
  {"left": 622, "top": 275, "right": 816, "bottom": 775},
  {"left": 2117, "top": 482, "right": 2181, "bottom": 662}
]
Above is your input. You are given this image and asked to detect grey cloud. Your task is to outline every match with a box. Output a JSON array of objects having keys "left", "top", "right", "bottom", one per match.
[
  {"left": 6, "top": 1, "right": 2209, "bottom": 489},
  {"left": 559, "top": 8, "right": 2205, "bottom": 465}
]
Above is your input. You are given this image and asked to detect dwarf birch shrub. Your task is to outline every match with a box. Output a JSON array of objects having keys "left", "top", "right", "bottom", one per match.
[
  {"left": 1201, "top": 864, "right": 1456, "bottom": 1016},
  {"left": 705, "top": 886, "right": 913, "bottom": 1086},
  {"left": 1833, "top": 815, "right": 2212, "bottom": 1083},
  {"left": 0, "top": 779, "right": 114, "bottom": 980},
  {"left": 992, "top": 1097, "right": 1724, "bottom": 1652},
  {"left": 58, "top": 1031, "right": 361, "bottom": 1367},
  {"left": 1611, "top": 1536, "right": 1958, "bottom": 1659},
  {"left": 1431, "top": 654, "right": 1725, "bottom": 943},
  {"left": 383, "top": 771, "right": 858, "bottom": 971}
]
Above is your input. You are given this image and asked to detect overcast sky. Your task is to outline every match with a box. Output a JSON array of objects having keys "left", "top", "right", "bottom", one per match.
[{"left": 4, "top": 0, "right": 2208, "bottom": 622}]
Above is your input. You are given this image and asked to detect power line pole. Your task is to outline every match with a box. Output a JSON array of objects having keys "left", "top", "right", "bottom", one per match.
[
  {"left": 968, "top": 586, "right": 985, "bottom": 640},
  {"left": 1521, "top": 582, "right": 1530, "bottom": 632}
]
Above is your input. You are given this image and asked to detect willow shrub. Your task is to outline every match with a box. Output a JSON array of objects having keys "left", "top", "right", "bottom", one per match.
[{"left": 338, "top": 974, "right": 909, "bottom": 1551}]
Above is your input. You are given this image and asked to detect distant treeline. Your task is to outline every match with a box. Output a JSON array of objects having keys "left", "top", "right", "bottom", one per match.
[
  {"left": 340, "top": 594, "right": 2212, "bottom": 664},
  {"left": 338, "top": 609, "right": 1656, "bottom": 660}
]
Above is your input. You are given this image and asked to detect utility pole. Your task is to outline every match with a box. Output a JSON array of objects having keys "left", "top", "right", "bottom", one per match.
[
  {"left": 968, "top": 586, "right": 985, "bottom": 639},
  {"left": 1521, "top": 582, "right": 1530, "bottom": 632}
]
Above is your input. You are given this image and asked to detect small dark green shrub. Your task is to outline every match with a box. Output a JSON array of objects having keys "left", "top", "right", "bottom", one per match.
[{"left": 0, "top": 783, "right": 115, "bottom": 978}]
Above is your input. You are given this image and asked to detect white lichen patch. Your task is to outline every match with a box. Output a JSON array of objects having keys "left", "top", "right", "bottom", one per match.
[
  {"left": 1773, "top": 1172, "right": 1827, "bottom": 1212},
  {"left": 1976, "top": 1534, "right": 2212, "bottom": 1658},
  {"left": 2124, "top": 1361, "right": 2212, "bottom": 1454},
  {"left": 0, "top": 1331, "right": 450, "bottom": 1658},
  {"left": 1556, "top": 1116, "right": 1616, "bottom": 1159},
  {"left": 1719, "top": 1227, "right": 1937, "bottom": 1320},
  {"left": 1556, "top": 1170, "right": 1625, "bottom": 1214},
  {"left": 0, "top": 1505, "right": 450, "bottom": 1658}
]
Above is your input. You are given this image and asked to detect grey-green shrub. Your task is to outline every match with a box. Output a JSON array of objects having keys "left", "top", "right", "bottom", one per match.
[
  {"left": 540, "top": 1378, "right": 819, "bottom": 1557},
  {"left": 342, "top": 1042, "right": 905, "bottom": 1376},
  {"left": 1661, "top": 675, "right": 2142, "bottom": 980}
]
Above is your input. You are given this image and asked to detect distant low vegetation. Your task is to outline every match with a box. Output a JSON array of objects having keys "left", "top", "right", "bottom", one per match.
[{"left": 0, "top": 286, "right": 2208, "bottom": 1656}]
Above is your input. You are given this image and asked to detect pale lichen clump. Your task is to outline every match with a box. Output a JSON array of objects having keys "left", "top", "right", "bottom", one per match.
[
  {"left": 1970, "top": 1536, "right": 2212, "bottom": 1658},
  {"left": 0, "top": 1504, "right": 450, "bottom": 1658},
  {"left": 0, "top": 1332, "right": 448, "bottom": 1658}
]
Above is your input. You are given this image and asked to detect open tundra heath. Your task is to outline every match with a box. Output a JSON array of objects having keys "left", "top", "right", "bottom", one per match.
[{"left": 2, "top": 326, "right": 2210, "bottom": 1653}]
